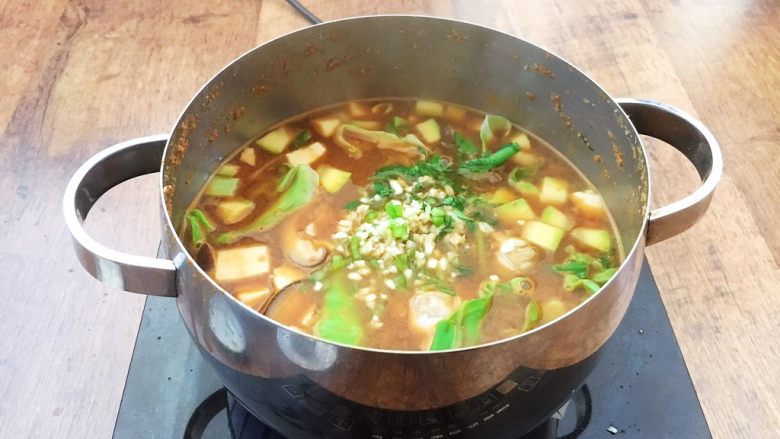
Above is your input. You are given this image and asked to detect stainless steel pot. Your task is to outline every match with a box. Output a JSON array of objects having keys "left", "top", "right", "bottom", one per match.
[{"left": 64, "top": 16, "right": 721, "bottom": 438}]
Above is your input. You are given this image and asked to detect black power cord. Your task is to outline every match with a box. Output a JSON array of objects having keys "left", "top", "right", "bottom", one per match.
[
  {"left": 285, "top": 0, "right": 323, "bottom": 24},
  {"left": 558, "top": 384, "right": 592, "bottom": 439}
]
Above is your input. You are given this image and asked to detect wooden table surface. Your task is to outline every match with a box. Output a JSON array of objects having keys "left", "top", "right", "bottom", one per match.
[{"left": 1, "top": 1, "right": 778, "bottom": 437}]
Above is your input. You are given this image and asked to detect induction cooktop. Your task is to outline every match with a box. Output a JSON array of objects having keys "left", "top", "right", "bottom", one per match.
[{"left": 113, "top": 260, "right": 710, "bottom": 438}]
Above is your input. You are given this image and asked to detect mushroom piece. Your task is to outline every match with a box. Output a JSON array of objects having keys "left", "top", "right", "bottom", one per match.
[
  {"left": 408, "top": 292, "right": 460, "bottom": 333},
  {"left": 496, "top": 237, "right": 541, "bottom": 274},
  {"left": 262, "top": 282, "right": 314, "bottom": 328},
  {"left": 286, "top": 236, "right": 328, "bottom": 267},
  {"left": 281, "top": 216, "right": 329, "bottom": 267},
  {"left": 409, "top": 292, "right": 461, "bottom": 350}
]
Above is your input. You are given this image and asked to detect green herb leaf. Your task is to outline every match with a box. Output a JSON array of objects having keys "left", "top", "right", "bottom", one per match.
[
  {"left": 417, "top": 270, "right": 456, "bottom": 296},
  {"left": 435, "top": 214, "right": 455, "bottom": 239},
  {"left": 440, "top": 286, "right": 456, "bottom": 296},
  {"left": 293, "top": 129, "right": 312, "bottom": 148},
  {"left": 563, "top": 274, "right": 602, "bottom": 294},
  {"left": 373, "top": 155, "right": 459, "bottom": 191},
  {"left": 442, "top": 195, "right": 465, "bottom": 210},
  {"left": 373, "top": 181, "right": 393, "bottom": 198},
  {"left": 189, "top": 217, "right": 206, "bottom": 248},
  {"left": 551, "top": 261, "right": 589, "bottom": 278},
  {"left": 430, "top": 293, "right": 494, "bottom": 350},
  {"left": 581, "top": 279, "right": 601, "bottom": 293},
  {"left": 455, "top": 265, "right": 473, "bottom": 277},
  {"left": 186, "top": 209, "right": 216, "bottom": 248},
  {"left": 509, "top": 166, "right": 534, "bottom": 182},
  {"left": 187, "top": 209, "right": 216, "bottom": 232},
  {"left": 315, "top": 274, "right": 364, "bottom": 345},
  {"left": 430, "top": 320, "right": 459, "bottom": 351},
  {"left": 349, "top": 236, "right": 361, "bottom": 259},
  {"left": 453, "top": 132, "right": 478, "bottom": 156},
  {"left": 330, "top": 254, "right": 346, "bottom": 270},
  {"left": 459, "top": 295, "right": 494, "bottom": 345},
  {"left": 393, "top": 274, "right": 409, "bottom": 290},
  {"left": 553, "top": 246, "right": 617, "bottom": 293},
  {"left": 344, "top": 200, "right": 360, "bottom": 211},
  {"left": 591, "top": 267, "right": 617, "bottom": 285},
  {"left": 394, "top": 254, "right": 409, "bottom": 271},
  {"left": 276, "top": 165, "right": 298, "bottom": 192}
]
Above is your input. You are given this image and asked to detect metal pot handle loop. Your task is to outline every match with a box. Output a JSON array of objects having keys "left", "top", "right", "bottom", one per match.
[
  {"left": 62, "top": 135, "right": 177, "bottom": 297},
  {"left": 616, "top": 98, "right": 723, "bottom": 246}
]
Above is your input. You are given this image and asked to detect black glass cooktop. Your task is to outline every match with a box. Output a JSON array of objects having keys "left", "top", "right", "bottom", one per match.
[{"left": 113, "top": 260, "right": 710, "bottom": 438}]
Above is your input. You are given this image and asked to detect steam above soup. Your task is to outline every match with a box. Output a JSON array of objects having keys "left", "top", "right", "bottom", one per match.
[{"left": 183, "top": 99, "right": 621, "bottom": 351}]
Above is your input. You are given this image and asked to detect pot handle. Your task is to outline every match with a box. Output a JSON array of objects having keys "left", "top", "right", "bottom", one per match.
[
  {"left": 62, "top": 135, "right": 177, "bottom": 297},
  {"left": 616, "top": 98, "right": 723, "bottom": 246}
]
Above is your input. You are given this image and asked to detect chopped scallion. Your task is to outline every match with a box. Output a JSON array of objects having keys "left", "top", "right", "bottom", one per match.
[
  {"left": 385, "top": 202, "right": 404, "bottom": 218},
  {"left": 365, "top": 210, "right": 378, "bottom": 221},
  {"left": 394, "top": 254, "right": 409, "bottom": 271},
  {"left": 349, "top": 236, "right": 361, "bottom": 259},
  {"left": 292, "top": 129, "right": 312, "bottom": 148},
  {"left": 390, "top": 221, "right": 409, "bottom": 240},
  {"left": 186, "top": 209, "right": 215, "bottom": 248},
  {"left": 431, "top": 207, "right": 446, "bottom": 226},
  {"left": 344, "top": 200, "right": 360, "bottom": 210},
  {"left": 458, "top": 143, "right": 520, "bottom": 174}
]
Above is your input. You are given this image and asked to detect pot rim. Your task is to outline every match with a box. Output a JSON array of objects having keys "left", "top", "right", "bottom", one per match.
[{"left": 158, "top": 14, "right": 651, "bottom": 356}]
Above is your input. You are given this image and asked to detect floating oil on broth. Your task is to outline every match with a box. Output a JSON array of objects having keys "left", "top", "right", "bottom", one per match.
[{"left": 183, "top": 98, "right": 622, "bottom": 351}]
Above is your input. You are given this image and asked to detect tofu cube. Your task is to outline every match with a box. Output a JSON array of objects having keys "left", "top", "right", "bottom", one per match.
[{"left": 214, "top": 245, "right": 270, "bottom": 281}]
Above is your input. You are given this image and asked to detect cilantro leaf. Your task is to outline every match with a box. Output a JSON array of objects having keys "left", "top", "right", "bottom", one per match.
[{"left": 453, "top": 132, "right": 478, "bottom": 156}]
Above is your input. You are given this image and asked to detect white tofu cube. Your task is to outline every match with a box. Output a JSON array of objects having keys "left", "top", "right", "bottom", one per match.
[{"left": 214, "top": 245, "right": 270, "bottom": 281}]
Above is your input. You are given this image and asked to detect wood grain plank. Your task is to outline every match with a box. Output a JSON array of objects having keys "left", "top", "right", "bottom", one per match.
[
  {"left": 309, "top": 0, "right": 777, "bottom": 435},
  {"left": 641, "top": 0, "right": 780, "bottom": 261},
  {"left": 0, "top": 1, "right": 262, "bottom": 437},
  {"left": 0, "top": 0, "right": 68, "bottom": 135},
  {"left": 253, "top": 0, "right": 455, "bottom": 44},
  {"left": 473, "top": 2, "right": 779, "bottom": 436},
  {"left": 1, "top": 0, "right": 777, "bottom": 437},
  {"left": 638, "top": 1, "right": 780, "bottom": 436},
  {"left": 459, "top": 1, "right": 779, "bottom": 436}
]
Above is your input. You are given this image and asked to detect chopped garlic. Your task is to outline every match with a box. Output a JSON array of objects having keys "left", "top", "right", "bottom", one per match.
[{"left": 390, "top": 180, "right": 404, "bottom": 195}]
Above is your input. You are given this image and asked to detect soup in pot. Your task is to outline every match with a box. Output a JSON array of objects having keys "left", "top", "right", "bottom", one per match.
[{"left": 183, "top": 98, "right": 621, "bottom": 351}]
